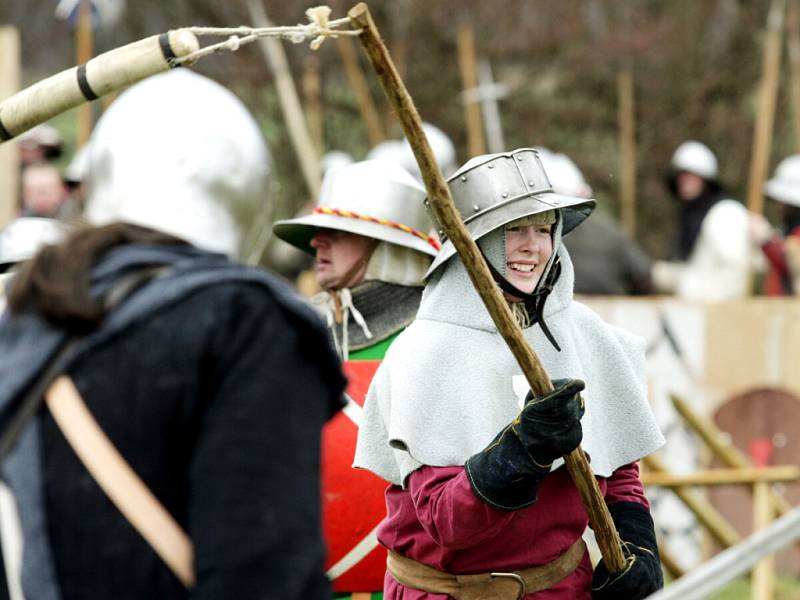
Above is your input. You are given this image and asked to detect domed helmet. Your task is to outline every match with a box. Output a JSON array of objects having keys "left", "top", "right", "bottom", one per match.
[
  {"left": 273, "top": 159, "right": 439, "bottom": 258},
  {"left": 367, "top": 122, "right": 457, "bottom": 181},
  {"left": 764, "top": 154, "right": 800, "bottom": 208},
  {"left": 0, "top": 217, "right": 69, "bottom": 273},
  {"left": 84, "top": 69, "right": 272, "bottom": 259},
  {"left": 669, "top": 140, "right": 719, "bottom": 180}
]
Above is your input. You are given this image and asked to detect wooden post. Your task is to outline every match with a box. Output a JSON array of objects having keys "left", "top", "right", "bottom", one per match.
[
  {"left": 457, "top": 25, "right": 487, "bottom": 157},
  {"left": 0, "top": 26, "right": 20, "bottom": 228},
  {"left": 76, "top": 0, "right": 94, "bottom": 147},
  {"left": 245, "top": 0, "right": 321, "bottom": 198},
  {"left": 787, "top": 0, "right": 800, "bottom": 150},
  {"left": 746, "top": 0, "right": 786, "bottom": 216},
  {"left": 336, "top": 36, "right": 385, "bottom": 147},
  {"left": 642, "top": 465, "right": 800, "bottom": 486},
  {"left": 302, "top": 53, "right": 324, "bottom": 154},
  {"left": 752, "top": 482, "right": 775, "bottom": 600},
  {"left": 348, "top": 3, "right": 627, "bottom": 574},
  {"left": 617, "top": 66, "right": 637, "bottom": 238},
  {"left": 642, "top": 454, "right": 742, "bottom": 548}
]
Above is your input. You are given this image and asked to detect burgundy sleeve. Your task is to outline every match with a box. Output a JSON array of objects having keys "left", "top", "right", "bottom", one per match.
[
  {"left": 406, "top": 465, "right": 516, "bottom": 550},
  {"left": 603, "top": 462, "right": 650, "bottom": 509},
  {"left": 762, "top": 237, "right": 789, "bottom": 276}
]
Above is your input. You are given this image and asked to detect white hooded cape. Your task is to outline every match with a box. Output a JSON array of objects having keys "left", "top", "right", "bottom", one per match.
[{"left": 354, "top": 246, "right": 664, "bottom": 486}]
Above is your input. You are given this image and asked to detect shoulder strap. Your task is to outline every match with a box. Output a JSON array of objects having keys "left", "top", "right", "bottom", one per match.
[{"left": 45, "top": 376, "right": 195, "bottom": 589}]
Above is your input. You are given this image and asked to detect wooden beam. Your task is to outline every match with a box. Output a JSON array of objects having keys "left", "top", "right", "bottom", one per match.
[
  {"left": 336, "top": 36, "right": 385, "bottom": 147},
  {"left": 302, "top": 53, "right": 324, "bottom": 154},
  {"left": 787, "top": 0, "right": 800, "bottom": 150},
  {"left": 0, "top": 26, "right": 20, "bottom": 228},
  {"left": 752, "top": 482, "right": 775, "bottom": 600},
  {"left": 457, "top": 25, "right": 486, "bottom": 157},
  {"left": 642, "top": 465, "right": 800, "bottom": 487},
  {"left": 616, "top": 67, "right": 637, "bottom": 238}
]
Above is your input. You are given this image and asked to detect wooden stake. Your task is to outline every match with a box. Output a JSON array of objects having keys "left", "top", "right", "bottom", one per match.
[
  {"left": 76, "top": 0, "right": 94, "bottom": 147},
  {"left": 746, "top": 0, "right": 786, "bottom": 216},
  {"left": 617, "top": 67, "right": 637, "bottom": 238},
  {"left": 348, "top": 2, "right": 626, "bottom": 574},
  {"left": 302, "top": 53, "right": 324, "bottom": 154},
  {"left": 457, "top": 25, "right": 487, "bottom": 157},
  {"left": 643, "top": 454, "right": 741, "bottom": 548},
  {"left": 336, "top": 36, "right": 386, "bottom": 147},
  {"left": 245, "top": 0, "right": 321, "bottom": 198},
  {"left": 642, "top": 465, "right": 800, "bottom": 486},
  {"left": 787, "top": 0, "right": 800, "bottom": 150},
  {"left": 0, "top": 26, "right": 20, "bottom": 228}
]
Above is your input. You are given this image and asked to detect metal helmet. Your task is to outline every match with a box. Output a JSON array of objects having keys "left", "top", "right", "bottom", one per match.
[
  {"left": 670, "top": 141, "right": 718, "bottom": 181},
  {"left": 426, "top": 148, "right": 595, "bottom": 275},
  {"left": 0, "top": 217, "right": 69, "bottom": 271},
  {"left": 272, "top": 159, "right": 439, "bottom": 257},
  {"left": 367, "top": 122, "right": 457, "bottom": 180},
  {"left": 534, "top": 147, "right": 593, "bottom": 198},
  {"left": 84, "top": 69, "right": 272, "bottom": 259},
  {"left": 764, "top": 154, "right": 800, "bottom": 208}
]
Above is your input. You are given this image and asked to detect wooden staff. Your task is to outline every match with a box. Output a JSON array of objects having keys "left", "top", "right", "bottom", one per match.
[
  {"left": 347, "top": 2, "right": 627, "bottom": 574},
  {"left": 0, "top": 30, "right": 199, "bottom": 142},
  {"left": 245, "top": 0, "right": 321, "bottom": 198},
  {"left": 336, "top": 36, "right": 386, "bottom": 146},
  {"left": 0, "top": 26, "right": 20, "bottom": 229},
  {"left": 616, "top": 65, "right": 637, "bottom": 238},
  {"left": 787, "top": 0, "right": 800, "bottom": 150},
  {"left": 302, "top": 52, "right": 324, "bottom": 154},
  {"left": 457, "top": 25, "right": 487, "bottom": 157},
  {"left": 76, "top": 0, "right": 94, "bottom": 147},
  {"left": 746, "top": 0, "right": 786, "bottom": 216}
]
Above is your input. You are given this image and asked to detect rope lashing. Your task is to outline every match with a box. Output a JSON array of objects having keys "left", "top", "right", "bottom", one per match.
[
  {"left": 175, "top": 6, "right": 359, "bottom": 65},
  {"left": 314, "top": 207, "right": 442, "bottom": 251}
]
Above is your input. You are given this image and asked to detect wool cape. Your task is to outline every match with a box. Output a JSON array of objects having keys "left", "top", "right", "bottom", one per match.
[{"left": 354, "top": 239, "right": 665, "bottom": 486}]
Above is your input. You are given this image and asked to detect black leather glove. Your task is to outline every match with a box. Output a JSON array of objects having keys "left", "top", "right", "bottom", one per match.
[
  {"left": 465, "top": 378, "right": 585, "bottom": 511},
  {"left": 591, "top": 501, "right": 664, "bottom": 599}
]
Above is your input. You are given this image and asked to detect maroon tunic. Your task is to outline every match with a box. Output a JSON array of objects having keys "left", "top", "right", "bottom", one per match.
[{"left": 378, "top": 462, "right": 649, "bottom": 599}]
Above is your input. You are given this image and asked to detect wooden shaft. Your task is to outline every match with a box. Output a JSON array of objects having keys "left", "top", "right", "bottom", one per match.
[
  {"left": 746, "top": 0, "right": 785, "bottom": 216},
  {"left": 671, "top": 394, "right": 796, "bottom": 516},
  {"left": 348, "top": 2, "right": 627, "bottom": 574},
  {"left": 0, "top": 30, "right": 199, "bottom": 143},
  {"left": 457, "top": 25, "right": 487, "bottom": 157},
  {"left": 787, "top": 0, "right": 800, "bottom": 151},
  {"left": 616, "top": 68, "right": 637, "bottom": 238},
  {"left": 751, "top": 482, "right": 775, "bottom": 600},
  {"left": 246, "top": 0, "right": 321, "bottom": 198},
  {"left": 0, "top": 26, "right": 20, "bottom": 228},
  {"left": 302, "top": 53, "right": 324, "bottom": 154},
  {"left": 642, "top": 466, "right": 800, "bottom": 487},
  {"left": 336, "top": 36, "right": 386, "bottom": 146},
  {"left": 643, "top": 454, "right": 741, "bottom": 548},
  {"left": 76, "top": 0, "right": 94, "bottom": 147}
]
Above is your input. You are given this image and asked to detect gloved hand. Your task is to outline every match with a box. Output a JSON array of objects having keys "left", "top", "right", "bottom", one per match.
[
  {"left": 591, "top": 501, "right": 664, "bottom": 599},
  {"left": 465, "top": 378, "right": 585, "bottom": 511}
]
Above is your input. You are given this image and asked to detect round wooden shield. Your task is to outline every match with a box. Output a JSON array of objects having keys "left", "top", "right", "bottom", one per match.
[
  {"left": 322, "top": 360, "right": 388, "bottom": 592},
  {"left": 708, "top": 387, "right": 800, "bottom": 574}
]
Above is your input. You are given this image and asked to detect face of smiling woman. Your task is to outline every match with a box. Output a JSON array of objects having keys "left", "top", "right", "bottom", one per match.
[{"left": 504, "top": 222, "right": 554, "bottom": 297}]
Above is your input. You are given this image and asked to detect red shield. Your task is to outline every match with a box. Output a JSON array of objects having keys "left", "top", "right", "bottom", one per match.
[{"left": 322, "top": 360, "right": 388, "bottom": 592}]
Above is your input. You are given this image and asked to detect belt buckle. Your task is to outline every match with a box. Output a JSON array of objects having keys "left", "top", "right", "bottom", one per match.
[{"left": 490, "top": 571, "right": 527, "bottom": 600}]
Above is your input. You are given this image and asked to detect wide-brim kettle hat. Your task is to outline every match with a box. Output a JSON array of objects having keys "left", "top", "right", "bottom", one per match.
[
  {"left": 425, "top": 148, "right": 595, "bottom": 276},
  {"left": 273, "top": 159, "right": 439, "bottom": 257},
  {"left": 764, "top": 154, "right": 800, "bottom": 208}
]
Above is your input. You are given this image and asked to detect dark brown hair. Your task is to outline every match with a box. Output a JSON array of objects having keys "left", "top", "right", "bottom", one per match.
[{"left": 8, "top": 222, "right": 186, "bottom": 332}]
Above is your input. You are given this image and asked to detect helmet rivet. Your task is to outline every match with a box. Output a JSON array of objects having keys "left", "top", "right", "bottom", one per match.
[
  {"left": 472, "top": 204, "right": 480, "bottom": 212},
  {"left": 438, "top": 230, "right": 444, "bottom": 236},
  {"left": 461, "top": 175, "right": 468, "bottom": 182},
  {"left": 488, "top": 163, "right": 494, "bottom": 169},
  {"left": 502, "top": 192, "right": 509, "bottom": 198},
  {"left": 516, "top": 155, "right": 524, "bottom": 161},
  {"left": 528, "top": 181, "right": 535, "bottom": 187},
  {"left": 424, "top": 199, "right": 430, "bottom": 206}
]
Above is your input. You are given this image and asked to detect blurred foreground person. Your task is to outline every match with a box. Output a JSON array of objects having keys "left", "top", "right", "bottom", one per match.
[
  {"left": 652, "top": 141, "right": 750, "bottom": 301},
  {"left": 274, "top": 160, "right": 438, "bottom": 598},
  {"left": 0, "top": 70, "right": 344, "bottom": 600},
  {"left": 538, "top": 148, "right": 652, "bottom": 295},
  {"left": 750, "top": 154, "right": 800, "bottom": 295},
  {"left": 355, "top": 149, "right": 664, "bottom": 599}
]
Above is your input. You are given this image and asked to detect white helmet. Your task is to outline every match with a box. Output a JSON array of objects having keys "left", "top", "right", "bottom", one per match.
[
  {"left": 764, "top": 154, "right": 800, "bottom": 207},
  {"left": 670, "top": 140, "right": 718, "bottom": 181},
  {"left": 0, "top": 218, "right": 69, "bottom": 271},
  {"left": 84, "top": 69, "right": 272, "bottom": 258},
  {"left": 273, "top": 159, "right": 439, "bottom": 257},
  {"left": 366, "top": 122, "right": 457, "bottom": 181},
  {"left": 535, "top": 147, "right": 592, "bottom": 199}
]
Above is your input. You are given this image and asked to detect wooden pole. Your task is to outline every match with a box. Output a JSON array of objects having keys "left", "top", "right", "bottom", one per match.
[
  {"left": 245, "top": 0, "right": 321, "bottom": 198},
  {"left": 457, "top": 25, "right": 487, "bottom": 157},
  {"left": 643, "top": 454, "right": 742, "bottom": 548},
  {"left": 616, "top": 66, "right": 637, "bottom": 238},
  {"left": 302, "top": 53, "right": 324, "bottom": 154},
  {"left": 76, "top": 0, "right": 94, "bottom": 147},
  {"left": 348, "top": 3, "right": 627, "bottom": 574},
  {"left": 787, "top": 0, "right": 800, "bottom": 150},
  {"left": 0, "top": 26, "right": 20, "bottom": 228},
  {"left": 336, "top": 36, "right": 385, "bottom": 147},
  {"left": 642, "top": 465, "right": 800, "bottom": 487},
  {"left": 752, "top": 482, "right": 775, "bottom": 600},
  {"left": 746, "top": 0, "right": 786, "bottom": 216}
]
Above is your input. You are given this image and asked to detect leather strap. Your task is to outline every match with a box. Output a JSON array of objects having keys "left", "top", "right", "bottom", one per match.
[
  {"left": 45, "top": 376, "right": 195, "bottom": 589},
  {"left": 387, "top": 538, "right": 586, "bottom": 600}
]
